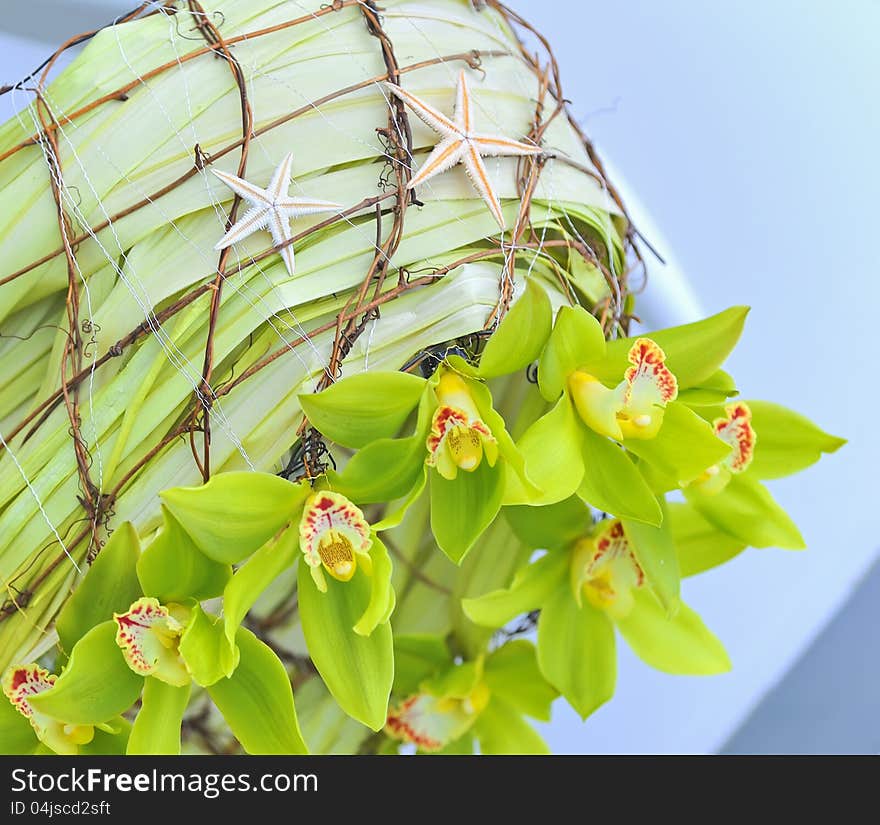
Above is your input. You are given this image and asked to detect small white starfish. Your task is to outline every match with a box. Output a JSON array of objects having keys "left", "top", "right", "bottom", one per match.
[
  {"left": 212, "top": 152, "right": 340, "bottom": 276},
  {"left": 387, "top": 70, "right": 542, "bottom": 229}
]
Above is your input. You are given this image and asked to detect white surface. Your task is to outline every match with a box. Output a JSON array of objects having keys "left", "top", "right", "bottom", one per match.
[{"left": 1, "top": 2, "right": 876, "bottom": 754}]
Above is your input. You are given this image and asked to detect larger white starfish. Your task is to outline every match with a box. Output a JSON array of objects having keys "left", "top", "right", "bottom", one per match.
[
  {"left": 212, "top": 152, "right": 340, "bottom": 276},
  {"left": 387, "top": 70, "right": 542, "bottom": 229}
]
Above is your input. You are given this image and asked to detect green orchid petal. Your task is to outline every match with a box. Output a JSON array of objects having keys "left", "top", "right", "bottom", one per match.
[
  {"left": 422, "top": 660, "right": 483, "bottom": 699},
  {"left": 127, "top": 678, "right": 191, "bottom": 755},
  {"left": 478, "top": 277, "right": 552, "bottom": 378},
  {"left": 392, "top": 635, "right": 451, "bottom": 697},
  {"left": 484, "top": 640, "right": 558, "bottom": 722},
  {"left": 222, "top": 524, "right": 299, "bottom": 652},
  {"left": 462, "top": 550, "right": 568, "bottom": 628},
  {"left": 586, "top": 306, "right": 749, "bottom": 390},
  {"left": 372, "top": 465, "right": 428, "bottom": 531},
  {"left": 473, "top": 697, "right": 550, "bottom": 755},
  {"left": 578, "top": 428, "right": 662, "bottom": 525},
  {"left": 136, "top": 507, "right": 231, "bottom": 603},
  {"left": 329, "top": 434, "right": 426, "bottom": 504},
  {"left": 353, "top": 536, "right": 395, "bottom": 637},
  {"left": 622, "top": 498, "right": 680, "bottom": 613},
  {"left": 430, "top": 460, "right": 504, "bottom": 564},
  {"left": 179, "top": 604, "right": 238, "bottom": 687},
  {"left": 677, "top": 368, "right": 739, "bottom": 406},
  {"left": 505, "top": 392, "right": 585, "bottom": 505},
  {"left": 29, "top": 621, "right": 142, "bottom": 725},
  {"left": 299, "top": 371, "right": 427, "bottom": 449},
  {"left": 468, "top": 376, "right": 532, "bottom": 488},
  {"left": 451, "top": 516, "right": 533, "bottom": 658},
  {"left": 615, "top": 589, "right": 731, "bottom": 675},
  {"left": 297, "top": 560, "right": 393, "bottom": 731},
  {"left": 368, "top": 387, "right": 434, "bottom": 530},
  {"left": 505, "top": 495, "right": 591, "bottom": 551},
  {"left": 684, "top": 473, "right": 805, "bottom": 549},
  {"left": 207, "top": 627, "right": 308, "bottom": 755},
  {"left": 161, "top": 472, "right": 310, "bottom": 564},
  {"left": 668, "top": 501, "right": 746, "bottom": 577},
  {"left": 538, "top": 305, "right": 607, "bottom": 401},
  {"left": 537, "top": 587, "right": 616, "bottom": 720},
  {"left": 56, "top": 522, "right": 142, "bottom": 654},
  {"left": 739, "top": 400, "right": 844, "bottom": 479},
  {"left": 624, "top": 402, "right": 732, "bottom": 483}
]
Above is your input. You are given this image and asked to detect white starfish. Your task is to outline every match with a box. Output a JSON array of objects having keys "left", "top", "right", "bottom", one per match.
[
  {"left": 212, "top": 152, "right": 340, "bottom": 276},
  {"left": 387, "top": 70, "right": 542, "bottom": 229}
]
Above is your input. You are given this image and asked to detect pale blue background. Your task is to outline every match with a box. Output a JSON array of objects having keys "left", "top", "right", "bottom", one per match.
[{"left": 1, "top": 1, "right": 877, "bottom": 753}]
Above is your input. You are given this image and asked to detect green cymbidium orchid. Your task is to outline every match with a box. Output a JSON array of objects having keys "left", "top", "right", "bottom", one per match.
[
  {"left": 1, "top": 663, "right": 112, "bottom": 755},
  {"left": 569, "top": 337, "right": 679, "bottom": 441},
  {"left": 506, "top": 307, "right": 755, "bottom": 525},
  {"left": 463, "top": 499, "right": 731, "bottom": 719},
  {"left": 679, "top": 400, "right": 845, "bottom": 550},
  {"left": 161, "top": 472, "right": 395, "bottom": 731},
  {"left": 426, "top": 370, "right": 499, "bottom": 480},
  {"left": 384, "top": 637, "right": 555, "bottom": 754}
]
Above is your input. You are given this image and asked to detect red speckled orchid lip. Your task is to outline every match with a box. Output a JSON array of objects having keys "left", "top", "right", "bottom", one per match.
[
  {"left": 386, "top": 692, "right": 481, "bottom": 752},
  {"left": 113, "top": 597, "right": 189, "bottom": 686},
  {"left": 622, "top": 338, "right": 678, "bottom": 417},
  {"left": 426, "top": 404, "right": 497, "bottom": 479},
  {"left": 298, "top": 491, "right": 372, "bottom": 591},
  {"left": 427, "top": 406, "right": 470, "bottom": 457},
  {"left": 589, "top": 521, "right": 645, "bottom": 588},
  {"left": 569, "top": 337, "right": 678, "bottom": 441},
  {"left": 571, "top": 520, "right": 645, "bottom": 619},
  {"left": 714, "top": 402, "right": 757, "bottom": 473},
  {"left": 2, "top": 662, "right": 55, "bottom": 721}
]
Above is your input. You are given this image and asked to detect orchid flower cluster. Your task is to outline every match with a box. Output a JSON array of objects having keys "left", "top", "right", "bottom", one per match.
[{"left": 0, "top": 279, "right": 842, "bottom": 755}]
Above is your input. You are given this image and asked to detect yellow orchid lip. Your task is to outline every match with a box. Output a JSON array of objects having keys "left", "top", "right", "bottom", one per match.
[
  {"left": 569, "top": 338, "right": 678, "bottom": 441},
  {"left": 299, "top": 491, "right": 372, "bottom": 593},
  {"left": 571, "top": 521, "right": 644, "bottom": 619},
  {"left": 2, "top": 663, "right": 94, "bottom": 754},
  {"left": 426, "top": 371, "right": 498, "bottom": 480}
]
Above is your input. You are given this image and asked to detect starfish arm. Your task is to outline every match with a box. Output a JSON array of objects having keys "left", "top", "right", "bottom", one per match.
[
  {"left": 471, "top": 133, "right": 542, "bottom": 158},
  {"left": 268, "top": 209, "right": 296, "bottom": 277},
  {"left": 267, "top": 152, "right": 295, "bottom": 202},
  {"left": 386, "top": 82, "right": 459, "bottom": 136},
  {"left": 214, "top": 204, "right": 270, "bottom": 250},
  {"left": 462, "top": 144, "right": 506, "bottom": 229},
  {"left": 408, "top": 136, "right": 466, "bottom": 189},
  {"left": 454, "top": 70, "right": 474, "bottom": 134},
  {"left": 212, "top": 168, "right": 272, "bottom": 206},
  {"left": 278, "top": 198, "right": 342, "bottom": 218}
]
